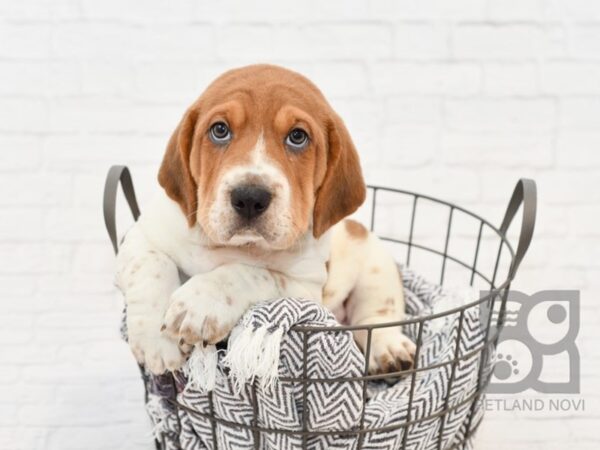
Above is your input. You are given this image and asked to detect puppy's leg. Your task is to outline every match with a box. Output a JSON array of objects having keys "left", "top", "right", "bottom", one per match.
[
  {"left": 116, "top": 226, "right": 186, "bottom": 374},
  {"left": 328, "top": 220, "right": 416, "bottom": 374},
  {"left": 162, "top": 263, "right": 321, "bottom": 346},
  {"left": 321, "top": 222, "right": 365, "bottom": 322}
]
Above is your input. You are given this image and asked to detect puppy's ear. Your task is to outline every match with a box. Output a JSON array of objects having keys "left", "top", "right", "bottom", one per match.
[
  {"left": 313, "top": 112, "right": 366, "bottom": 238},
  {"left": 158, "top": 108, "right": 200, "bottom": 226}
]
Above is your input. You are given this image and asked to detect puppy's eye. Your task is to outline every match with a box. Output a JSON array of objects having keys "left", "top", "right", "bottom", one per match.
[
  {"left": 285, "top": 128, "right": 309, "bottom": 151},
  {"left": 209, "top": 122, "right": 232, "bottom": 145}
]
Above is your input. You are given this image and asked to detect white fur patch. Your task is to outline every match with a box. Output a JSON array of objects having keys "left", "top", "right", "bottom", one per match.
[{"left": 205, "top": 131, "right": 294, "bottom": 248}]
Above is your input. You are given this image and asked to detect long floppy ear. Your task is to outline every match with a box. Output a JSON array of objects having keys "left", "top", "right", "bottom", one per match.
[
  {"left": 158, "top": 108, "right": 199, "bottom": 226},
  {"left": 313, "top": 112, "right": 366, "bottom": 238}
]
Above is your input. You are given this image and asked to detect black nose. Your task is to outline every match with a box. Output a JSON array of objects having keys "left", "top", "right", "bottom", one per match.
[{"left": 230, "top": 185, "right": 272, "bottom": 220}]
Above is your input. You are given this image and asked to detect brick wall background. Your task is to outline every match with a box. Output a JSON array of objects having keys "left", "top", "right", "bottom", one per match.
[{"left": 0, "top": 0, "right": 598, "bottom": 449}]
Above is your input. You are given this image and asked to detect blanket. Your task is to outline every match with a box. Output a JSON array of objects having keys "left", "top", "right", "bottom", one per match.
[{"left": 124, "top": 269, "right": 488, "bottom": 450}]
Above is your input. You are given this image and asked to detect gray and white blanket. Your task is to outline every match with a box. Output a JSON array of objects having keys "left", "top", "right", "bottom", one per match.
[{"left": 126, "top": 269, "right": 488, "bottom": 450}]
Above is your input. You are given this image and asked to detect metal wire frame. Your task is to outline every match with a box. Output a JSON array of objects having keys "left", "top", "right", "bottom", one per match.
[
  {"left": 102, "top": 167, "right": 536, "bottom": 450},
  {"left": 164, "top": 301, "right": 505, "bottom": 447}
]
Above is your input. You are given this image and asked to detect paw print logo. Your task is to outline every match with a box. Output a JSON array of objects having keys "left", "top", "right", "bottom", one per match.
[
  {"left": 493, "top": 353, "right": 519, "bottom": 380},
  {"left": 481, "top": 290, "right": 580, "bottom": 394},
  {"left": 489, "top": 340, "right": 531, "bottom": 388}
]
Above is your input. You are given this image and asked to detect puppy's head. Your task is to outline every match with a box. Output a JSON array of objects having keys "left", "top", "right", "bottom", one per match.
[{"left": 159, "top": 64, "right": 365, "bottom": 250}]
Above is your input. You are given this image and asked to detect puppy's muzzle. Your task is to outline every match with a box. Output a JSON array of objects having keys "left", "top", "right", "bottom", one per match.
[{"left": 230, "top": 184, "right": 272, "bottom": 221}]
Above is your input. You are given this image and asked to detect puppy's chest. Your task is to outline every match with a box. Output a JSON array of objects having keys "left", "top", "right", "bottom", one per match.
[
  {"left": 178, "top": 241, "right": 331, "bottom": 287},
  {"left": 186, "top": 244, "right": 324, "bottom": 276},
  {"left": 182, "top": 246, "right": 284, "bottom": 273}
]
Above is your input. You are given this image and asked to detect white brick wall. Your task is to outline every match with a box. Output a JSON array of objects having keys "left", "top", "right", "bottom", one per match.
[{"left": 0, "top": 1, "right": 598, "bottom": 449}]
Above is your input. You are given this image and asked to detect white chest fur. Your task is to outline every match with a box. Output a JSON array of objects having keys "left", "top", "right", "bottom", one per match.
[{"left": 137, "top": 191, "right": 331, "bottom": 292}]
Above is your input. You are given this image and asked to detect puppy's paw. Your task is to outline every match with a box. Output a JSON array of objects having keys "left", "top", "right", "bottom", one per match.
[
  {"left": 368, "top": 329, "right": 416, "bottom": 375},
  {"left": 162, "top": 276, "right": 239, "bottom": 346},
  {"left": 129, "top": 332, "right": 187, "bottom": 375}
]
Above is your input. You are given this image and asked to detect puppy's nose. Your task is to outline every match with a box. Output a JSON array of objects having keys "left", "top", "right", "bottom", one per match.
[{"left": 230, "top": 185, "right": 272, "bottom": 220}]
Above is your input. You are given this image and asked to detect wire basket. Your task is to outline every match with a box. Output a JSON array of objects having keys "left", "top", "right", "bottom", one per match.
[{"left": 104, "top": 166, "right": 537, "bottom": 450}]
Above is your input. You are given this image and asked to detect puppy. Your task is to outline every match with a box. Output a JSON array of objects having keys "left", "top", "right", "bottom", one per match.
[{"left": 116, "top": 65, "right": 415, "bottom": 377}]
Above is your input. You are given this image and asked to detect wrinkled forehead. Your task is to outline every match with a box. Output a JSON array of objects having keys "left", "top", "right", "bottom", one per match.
[
  {"left": 204, "top": 66, "right": 326, "bottom": 103},
  {"left": 197, "top": 67, "right": 330, "bottom": 129}
]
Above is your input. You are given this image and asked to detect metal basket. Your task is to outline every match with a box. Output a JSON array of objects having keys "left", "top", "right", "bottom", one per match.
[{"left": 104, "top": 166, "right": 537, "bottom": 450}]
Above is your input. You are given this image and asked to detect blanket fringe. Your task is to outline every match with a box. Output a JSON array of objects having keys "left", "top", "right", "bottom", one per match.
[
  {"left": 183, "top": 344, "right": 220, "bottom": 392},
  {"left": 146, "top": 395, "right": 169, "bottom": 440},
  {"left": 223, "top": 326, "right": 284, "bottom": 393}
]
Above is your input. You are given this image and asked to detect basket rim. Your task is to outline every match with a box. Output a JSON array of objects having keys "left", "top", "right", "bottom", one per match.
[
  {"left": 288, "top": 184, "right": 516, "bottom": 333},
  {"left": 103, "top": 167, "right": 536, "bottom": 450},
  {"left": 367, "top": 184, "right": 512, "bottom": 241},
  {"left": 292, "top": 279, "right": 510, "bottom": 332}
]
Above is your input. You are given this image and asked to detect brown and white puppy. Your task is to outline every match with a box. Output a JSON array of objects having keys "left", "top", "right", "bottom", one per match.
[{"left": 116, "top": 64, "right": 415, "bottom": 377}]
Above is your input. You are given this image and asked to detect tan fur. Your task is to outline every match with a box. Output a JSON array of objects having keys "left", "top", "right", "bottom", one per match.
[
  {"left": 344, "top": 219, "right": 368, "bottom": 239},
  {"left": 118, "top": 65, "right": 413, "bottom": 376},
  {"left": 158, "top": 109, "right": 199, "bottom": 226},
  {"left": 158, "top": 64, "right": 365, "bottom": 241},
  {"left": 313, "top": 117, "right": 366, "bottom": 237}
]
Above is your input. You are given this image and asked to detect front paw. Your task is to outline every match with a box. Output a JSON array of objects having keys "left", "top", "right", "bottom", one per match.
[
  {"left": 162, "top": 277, "right": 239, "bottom": 346},
  {"left": 368, "top": 329, "right": 416, "bottom": 375},
  {"left": 129, "top": 332, "right": 187, "bottom": 375}
]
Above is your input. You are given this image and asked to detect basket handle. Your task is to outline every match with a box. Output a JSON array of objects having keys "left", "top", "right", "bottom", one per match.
[
  {"left": 499, "top": 178, "right": 537, "bottom": 281},
  {"left": 103, "top": 165, "right": 141, "bottom": 255}
]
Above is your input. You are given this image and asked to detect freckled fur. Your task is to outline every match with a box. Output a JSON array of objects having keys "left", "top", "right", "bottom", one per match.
[{"left": 116, "top": 65, "right": 412, "bottom": 376}]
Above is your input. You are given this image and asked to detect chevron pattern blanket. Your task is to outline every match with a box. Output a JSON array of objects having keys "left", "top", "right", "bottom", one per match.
[{"left": 127, "top": 269, "right": 488, "bottom": 450}]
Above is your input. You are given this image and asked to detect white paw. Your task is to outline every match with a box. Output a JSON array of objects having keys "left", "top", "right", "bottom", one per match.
[
  {"left": 129, "top": 332, "right": 187, "bottom": 375},
  {"left": 368, "top": 329, "right": 416, "bottom": 375},
  {"left": 161, "top": 276, "right": 241, "bottom": 346}
]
